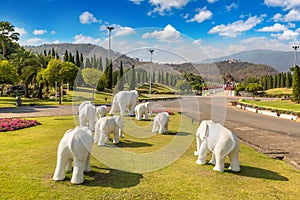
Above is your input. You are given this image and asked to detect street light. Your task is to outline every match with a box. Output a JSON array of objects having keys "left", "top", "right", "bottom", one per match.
[
  {"left": 149, "top": 49, "right": 154, "bottom": 95},
  {"left": 106, "top": 26, "right": 114, "bottom": 63},
  {"left": 292, "top": 45, "right": 300, "bottom": 67}
]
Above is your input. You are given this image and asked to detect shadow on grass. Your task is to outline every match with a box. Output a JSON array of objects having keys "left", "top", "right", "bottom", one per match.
[
  {"left": 163, "top": 131, "right": 191, "bottom": 136},
  {"left": 115, "top": 140, "right": 153, "bottom": 148},
  {"left": 83, "top": 166, "right": 143, "bottom": 188},
  {"left": 226, "top": 165, "right": 289, "bottom": 181}
]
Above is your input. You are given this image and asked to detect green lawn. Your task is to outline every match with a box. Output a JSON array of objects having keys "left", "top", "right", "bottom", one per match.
[
  {"left": 265, "top": 88, "right": 292, "bottom": 96},
  {"left": 0, "top": 114, "right": 299, "bottom": 199},
  {"left": 240, "top": 99, "right": 300, "bottom": 113}
]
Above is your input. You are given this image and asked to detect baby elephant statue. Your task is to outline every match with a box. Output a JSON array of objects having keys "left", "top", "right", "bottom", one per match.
[
  {"left": 78, "top": 101, "right": 96, "bottom": 131},
  {"left": 96, "top": 105, "right": 107, "bottom": 119},
  {"left": 152, "top": 112, "right": 169, "bottom": 134},
  {"left": 53, "top": 126, "right": 93, "bottom": 184},
  {"left": 194, "top": 120, "right": 240, "bottom": 172},
  {"left": 135, "top": 102, "right": 152, "bottom": 120},
  {"left": 109, "top": 90, "right": 139, "bottom": 116},
  {"left": 94, "top": 115, "right": 125, "bottom": 146}
]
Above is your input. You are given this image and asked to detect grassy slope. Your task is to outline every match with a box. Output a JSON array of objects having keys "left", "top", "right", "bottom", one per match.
[{"left": 0, "top": 115, "right": 300, "bottom": 199}]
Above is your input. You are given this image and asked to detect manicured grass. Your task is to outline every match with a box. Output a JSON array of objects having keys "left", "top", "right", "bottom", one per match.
[
  {"left": 0, "top": 114, "right": 300, "bottom": 199},
  {"left": 240, "top": 99, "right": 300, "bottom": 112},
  {"left": 265, "top": 88, "right": 292, "bottom": 95}
]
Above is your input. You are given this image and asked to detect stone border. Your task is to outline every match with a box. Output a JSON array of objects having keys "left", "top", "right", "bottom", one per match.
[{"left": 235, "top": 102, "right": 298, "bottom": 121}]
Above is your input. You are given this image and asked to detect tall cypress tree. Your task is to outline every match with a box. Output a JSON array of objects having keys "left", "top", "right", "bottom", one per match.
[
  {"left": 273, "top": 74, "right": 277, "bottom": 88},
  {"left": 118, "top": 61, "right": 124, "bottom": 91},
  {"left": 130, "top": 65, "right": 136, "bottom": 90},
  {"left": 64, "top": 50, "right": 69, "bottom": 62},
  {"left": 75, "top": 50, "right": 80, "bottom": 68},
  {"left": 106, "top": 60, "right": 113, "bottom": 89},
  {"left": 292, "top": 65, "right": 300, "bottom": 102}
]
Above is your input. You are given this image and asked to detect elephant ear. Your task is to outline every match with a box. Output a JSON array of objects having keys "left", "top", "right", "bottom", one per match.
[{"left": 199, "top": 120, "right": 209, "bottom": 141}]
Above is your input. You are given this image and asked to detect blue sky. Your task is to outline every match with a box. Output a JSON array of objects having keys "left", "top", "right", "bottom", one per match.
[{"left": 1, "top": 0, "right": 300, "bottom": 62}]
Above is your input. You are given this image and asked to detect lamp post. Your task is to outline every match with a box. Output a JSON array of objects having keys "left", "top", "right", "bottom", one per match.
[
  {"left": 149, "top": 49, "right": 154, "bottom": 95},
  {"left": 106, "top": 26, "right": 114, "bottom": 92},
  {"left": 292, "top": 45, "right": 300, "bottom": 67},
  {"left": 106, "top": 26, "right": 114, "bottom": 63}
]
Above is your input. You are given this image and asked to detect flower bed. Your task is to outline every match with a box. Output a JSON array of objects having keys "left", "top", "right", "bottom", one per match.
[
  {"left": 152, "top": 110, "right": 174, "bottom": 115},
  {"left": 0, "top": 118, "right": 40, "bottom": 132}
]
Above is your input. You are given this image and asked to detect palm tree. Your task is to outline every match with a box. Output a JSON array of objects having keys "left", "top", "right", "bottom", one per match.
[{"left": 0, "top": 21, "right": 19, "bottom": 58}]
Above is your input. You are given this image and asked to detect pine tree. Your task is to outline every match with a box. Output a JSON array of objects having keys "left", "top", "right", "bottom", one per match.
[
  {"left": 106, "top": 60, "right": 113, "bottom": 89},
  {"left": 161, "top": 70, "right": 164, "bottom": 84},
  {"left": 273, "top": 74, "right": 277, "bottom": 88},
  {"left": 64, "top": 50, "right": 68, "bottom": 62},
  {"left": 118, "top": 61, "right": 124, "bottom": 91},
  {"left": 280, "top": 72, "right": 285, "bottom": 88},
  {"left": 292, "top": 65, "right": 300, "bottom": 102},
  {"left": 130, "top": 65, "right": 136, "bottom": 90},
  {"left": 75, "top": 50, "right": 80, "bottom": 68}
]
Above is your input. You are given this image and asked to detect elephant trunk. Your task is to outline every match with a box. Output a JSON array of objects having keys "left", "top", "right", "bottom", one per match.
[{"left": 194, "top": 136, "right": 200, "bottom": 156}]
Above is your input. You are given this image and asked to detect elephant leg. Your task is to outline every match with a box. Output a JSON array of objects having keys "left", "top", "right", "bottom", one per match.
[
  {"left": 136, "top": 112, "right": 141, "bottom": 120},
  {"left": 209, "top": 151, "right": 216, "bottom": 165},
  {"left": 98, "top": 132, "right": 107, "bottom": 146},
  {"left": 213, "top": 153, "right": 225, "bottom": 172},
  {"left": 163, "top": 122, "right": 168, "bottom": 133},
  {"left": 129, "top": 105, "right": 135, "bottom": 116},
  {"left": 71, "top": 157, "right": 85, "bottom": 184},
  {"left": 228, "top": 146, "right": 240, "bottom": 172},
  {"left": 53, "top": 154, "right": 68, "bottom": 181},
  {"left": 113, "top": 129, "right": 120, "bottom": 144},
  {"left": 196, "top": 144, "right": 209, "bottom": 165},
  {"left": 65, "top": 159, "right": 73, "bottom": 172},
  {"left": 145, "top": 112, "right": 149, "bottom": 120},
  {"left": 120, "top": 104, "right": 126, "bottom": 116},
  {"left": 89, "top": 121, "right": 95, "bottom": 132},
  {"left": 84, "top": 153, "right": 91, "bottom": 172},
  {"left": 152, "top": 121, "right": 158, "bottom": 133},
  {"left": 94, "top": 129, "right": 100, "bottom": 144}
]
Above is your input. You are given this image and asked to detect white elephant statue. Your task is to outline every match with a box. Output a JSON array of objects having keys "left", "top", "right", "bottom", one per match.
[
  {"left": 194, "top": 120, "right": 240, "bottom": 172},
  {"left": 94, "top": 115, "right": 125, "bottom": 146},
  {"left": 135, "top": 102, "right": 152, "bottom": 120},
  {"left": 96, "top": 105, "right": 107, "bottom": 119},
  {"left": 78, "top": 101, "right": 95, "bottom": 131},
  {"left": 152, "top": 112, "right": 169, "bottom": 134},
  {"left": 53, "top": 126, "right": 93, "bottom": 184},
  {"left": 109, "top": 90, "right": 139, "bottom": 116}
]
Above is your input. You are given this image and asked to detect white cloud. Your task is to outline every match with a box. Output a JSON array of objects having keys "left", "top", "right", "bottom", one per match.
[
  {"left": 15, "top": 27, "right": 27, "bottom": 36},
  {"left": 149, "top": 0, "right": 191, "bottom": 15},
  {"left": 225, "top": 3, "right": 238, "bottom": 11},
  {"left": 283, "top": 9, "right": 300, "bottom": 21},
  {"left": 51, "top": 30, "right": 56, "bottom": 35},
  {"left": 257, "top": 23, "right": 287, "bottom": 32},
  {"left": 25, "top": 38, "right": 46, "bottom": 45},
  {"left": 73, "top": 34, "right": 101, "bottom": 44},
  {"left": 130, "top": 0, "right": 144, "bottom": 4},
  {"left": 207, "top": 0, "right": 218, "bottom": 3},
  {"left": 208, "top": 16, "right": 263, "bottom": 37},
  {"left": 115, "top": 26, "right": 136, "bottom": 36},
  {"left": 272, "top": 13, "right": 283, "bottom": 21},
  {"left": 99, "top": 24, "right": 136, "bottom": 36},
  {"left": 187, "top": 7, "right": 212, "bottom": 23},
  {"left": 271, "top": 29, "right": 299, "bottom": 40},
  {"left": 79, "top": 11, "right": 98, "bottom": 24},
  {"left": 33, "top": 29, "right": 47, "bottom": 35},
  {"left": 142, "top": 24, "right": 181, "bottom": 42},
  {"left": 264, "top": 0, "right": 300, "bottom": 10}
]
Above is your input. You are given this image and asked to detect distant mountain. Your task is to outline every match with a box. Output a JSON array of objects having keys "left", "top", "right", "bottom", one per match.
[
  {"left": 26, "top": 43, "right": 279, "bottom": 82},
  {"left": 205, "top": 49, "right": 296, "bottom": 72}
]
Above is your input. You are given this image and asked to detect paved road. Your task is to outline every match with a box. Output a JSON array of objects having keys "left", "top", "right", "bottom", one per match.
[
  {"left": 159, "top": 96, "right": 300, "bottom": 169},
  {"left": 1, "top": 96, "right": 299, "bottom": 169}
]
